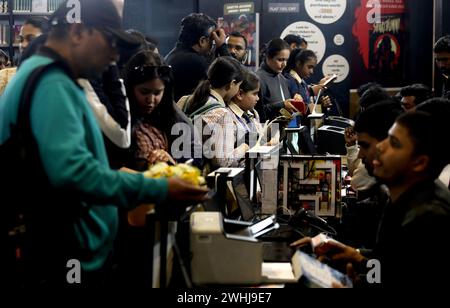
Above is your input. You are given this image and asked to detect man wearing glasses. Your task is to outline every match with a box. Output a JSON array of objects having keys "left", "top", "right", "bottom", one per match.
[{"left": 0, "top": 0, "right": 207, "bottom": 286}]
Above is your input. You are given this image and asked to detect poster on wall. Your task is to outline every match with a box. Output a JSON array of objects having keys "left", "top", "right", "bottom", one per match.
[
  {"left": 199, "top": 0, "right": 353, "bottom": 116},
  {"left": 352, "top": 0, "right": 406, "bottom": 86},
  {"left": 266, "top": 0, "right": 352, "bottom": 117},
  {"left": 280, "top": 21, "right": 327, "bottom": 63},
  {"left": 218, "top": 2, "right": 260, "bottom": 69},
  {"left": 279, "top": 158, "right": 341, "bottom": 217},
  {"left": 304, "top": 0, "right": 347, "bottom": 25}
]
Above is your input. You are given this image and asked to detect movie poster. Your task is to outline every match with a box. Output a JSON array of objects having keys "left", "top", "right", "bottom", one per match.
[
  {"left": 219, "top": 2, "right": 259, "bottom": 69},
  {"left": 352, "top": 0, "right": 406, "bottom": 86}
]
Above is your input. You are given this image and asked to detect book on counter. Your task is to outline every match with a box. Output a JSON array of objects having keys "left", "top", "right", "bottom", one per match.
[{"left": 262, "top": 249, "right": 353, "bottom": 288}]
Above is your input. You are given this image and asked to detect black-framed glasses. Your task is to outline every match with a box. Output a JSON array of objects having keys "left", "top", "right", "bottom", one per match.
[{"left": 132, "top": 65, "right": 172, "bottom": 79}]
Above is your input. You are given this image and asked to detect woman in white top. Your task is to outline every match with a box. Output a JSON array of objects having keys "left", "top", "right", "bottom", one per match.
[
  {"left": 179, "top": 57, "right": 245, "bottom": 171},
  {"left": 212, "top": 70, "right": 263, "bottom": 168}
]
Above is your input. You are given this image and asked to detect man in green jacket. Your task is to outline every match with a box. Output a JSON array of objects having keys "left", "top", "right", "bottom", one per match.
[{"left": 0, "top": 0, "right": 207, "bottom": 286}]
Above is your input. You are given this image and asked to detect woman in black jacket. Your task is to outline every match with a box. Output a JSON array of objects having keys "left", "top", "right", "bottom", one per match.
[{"left": 256, "top": 38, "right": 298, "bottom": 122}]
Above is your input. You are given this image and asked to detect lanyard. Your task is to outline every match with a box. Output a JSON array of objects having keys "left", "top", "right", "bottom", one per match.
[
  {"left": 278, "top": 75, "right": 286, "bottom": 102},
  {"left": 302, "top": 80, "right": 310, "bottom": 103}
]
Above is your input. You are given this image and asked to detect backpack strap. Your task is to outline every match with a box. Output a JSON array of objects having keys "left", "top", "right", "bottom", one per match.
[
  {"left": 189, "top": 102, "right": 224, "bottom": 119},
  {"left": 16, "top": 61, "right": 69, "bottom": 136},
  {"left": 180, "top": 95, "right": 191, "bottom": 114}
]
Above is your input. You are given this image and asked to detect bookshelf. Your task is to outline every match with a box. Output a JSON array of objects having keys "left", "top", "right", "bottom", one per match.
[{"left": 0, "top": 0, "right": 64, "bottom": 64}]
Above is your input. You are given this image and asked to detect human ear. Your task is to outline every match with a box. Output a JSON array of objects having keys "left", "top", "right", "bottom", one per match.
[
  {"left": 412, "top": 155, "right": 430, "bottom": 174},
  {"left": 199, "top": 36, "right": 208, "bottom": 47},
  {"left": 235, "top": 89, "right": 244, "bottom": 101},
  {"left": 68, "top": 23, "right": 85, "bottom": 45},
  {"left": 242, "top": 50, "right": 248, "bottom": 64}
]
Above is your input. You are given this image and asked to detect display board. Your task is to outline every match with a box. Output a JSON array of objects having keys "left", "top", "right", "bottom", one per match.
[
  {"left": 278, "top": 156, "right": 342, "bottom": 217},
  {"left": 260, "top": 0, "right": 353, "bottom": 117}
]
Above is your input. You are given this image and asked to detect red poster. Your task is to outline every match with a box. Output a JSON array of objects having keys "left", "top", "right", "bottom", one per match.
[{"left": 352, "top": 0, "right": 406, "bottom": 85}]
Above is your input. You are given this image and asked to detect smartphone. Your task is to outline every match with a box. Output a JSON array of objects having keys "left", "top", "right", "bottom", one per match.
[
  {"left": 323, "top": 74, "right": 338, "bottom": 87},
  {"left": 311, "top": 233, "right": 341, "bottom": 252}
]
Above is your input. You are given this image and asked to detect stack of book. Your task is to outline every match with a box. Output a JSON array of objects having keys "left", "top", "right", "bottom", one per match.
[
  {"left": 1, "top": 0, "right": 9, "bottom": 13},
  {"left": 10, "top": 0, "right": 66, "bottom": 13},
  {"left": 47, "top": 0, "right": 65, "bottom": 12},
  {"left": 0, "top": 25, "right": 10, "bottom": 46}
]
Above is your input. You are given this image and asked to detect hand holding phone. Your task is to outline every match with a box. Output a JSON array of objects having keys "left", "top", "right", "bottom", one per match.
[
  {"left": 311, "top": 234, "right": 365, "bottom": 264},
  {"left": 323, "top": 74, "right": 338, "bottom": 87}
]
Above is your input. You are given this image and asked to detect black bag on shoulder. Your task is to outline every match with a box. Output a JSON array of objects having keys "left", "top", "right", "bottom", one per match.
[{"left": 0, "top": 62, "right": 81, "bottom": 286}]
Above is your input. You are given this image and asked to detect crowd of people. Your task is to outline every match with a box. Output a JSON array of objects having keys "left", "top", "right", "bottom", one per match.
[{"left": 0, "top": 0, "right": 449, "bottom": 288}]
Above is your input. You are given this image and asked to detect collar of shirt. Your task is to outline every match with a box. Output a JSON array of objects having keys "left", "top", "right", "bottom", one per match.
[
  {"left": 290, "top": 69, "right": 303, "bottom": 85},
  {"left": 210, "top": 89, "right": 226, "bottom": 106},
  {"left": 260, "top": 61, "right": 279, "bottom": 76},
  {"left": 228, "top": 102, "right": 257, "bottom": 122},
  {"left": 37, "top": 46, "right": 79, "bottom": 85},
  {"left": 228, "top": 102, "right": 246, "bottom": 118}
]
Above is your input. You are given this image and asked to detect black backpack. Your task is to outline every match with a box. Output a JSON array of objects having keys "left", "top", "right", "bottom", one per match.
[{"left": 0, "top": 62, "right": 81, "bottom": 285}]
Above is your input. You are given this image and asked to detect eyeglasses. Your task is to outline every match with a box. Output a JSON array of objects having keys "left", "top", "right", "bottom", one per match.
[{"left": 132, "top": 65, "right": 172, "bottom": 79}]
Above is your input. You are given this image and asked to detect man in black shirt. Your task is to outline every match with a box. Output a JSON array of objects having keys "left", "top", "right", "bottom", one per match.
[
  {"left": 434, "top": 35, "right": 450, "bottom": 99},
  {"left": 341, "top": 101, "right": 403, "bottom": 249},
  {"left": 165, "top": 13, "right": 229, "bottom": 102},
  {"left": 294, "top": 109, "right": 450, "bottom": 287}
]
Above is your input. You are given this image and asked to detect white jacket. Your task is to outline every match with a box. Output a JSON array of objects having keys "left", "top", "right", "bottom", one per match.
[{"left": 78, "top": 78, "right": 131, "bottom": 149}]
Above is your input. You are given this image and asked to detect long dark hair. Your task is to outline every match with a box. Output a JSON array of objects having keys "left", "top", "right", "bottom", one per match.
[
  {"left": 239, "top": 70, "right": 260, "bottom": 93},
  {"left": 185, "top": 56, "right": 244, "bottom": 115},
  {"left": 261, "top": 38, "right": 289, "bottom": 63},
  {"left": 284, "top": 49, "right": 317, "bottom": 73},
  {"left": 123, "top": 50, "right": 177, "bottom": 133}
]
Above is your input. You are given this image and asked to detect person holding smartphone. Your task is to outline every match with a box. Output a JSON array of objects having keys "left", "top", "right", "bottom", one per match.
[{"left": 283, "top": 48, "right": 334, "bottom": 113}]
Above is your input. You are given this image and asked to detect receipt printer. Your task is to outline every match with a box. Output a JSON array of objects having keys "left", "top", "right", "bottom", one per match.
[
  {"left": 325, "top": 116, "right": 355, "bottom": 129},
  {"left": 317, "top": 125, "right": 346, "bottom": 155},
  {"left": 190, "top": 212, "right": 280, "bottom": 285}
]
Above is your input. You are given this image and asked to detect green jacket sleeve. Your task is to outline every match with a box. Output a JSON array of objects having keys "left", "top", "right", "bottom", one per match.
[{"left": 30, "top": 76, "right": 168, "bottom": 209}]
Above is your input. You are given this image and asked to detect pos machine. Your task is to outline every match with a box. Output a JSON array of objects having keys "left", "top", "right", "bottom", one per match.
[
  {"left": 190, "top": 212, "right": 349, "bottom": 287},
  {"left": 190, "top": 212, "right": 291, "bottom": 285}
]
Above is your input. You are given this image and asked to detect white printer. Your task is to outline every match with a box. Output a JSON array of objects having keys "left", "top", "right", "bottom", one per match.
[{"left": 190, "top": 212, "right": 302, "bottom": 285}]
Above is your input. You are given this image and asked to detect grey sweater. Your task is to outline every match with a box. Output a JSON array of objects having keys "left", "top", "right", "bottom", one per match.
[{"left": 256, "top": 62, "right": 291, "bottom": 122}]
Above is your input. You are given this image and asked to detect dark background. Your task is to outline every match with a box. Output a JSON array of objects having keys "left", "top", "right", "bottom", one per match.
[{"left": 123, "top": 0, "right": 449, "bottom": 116}]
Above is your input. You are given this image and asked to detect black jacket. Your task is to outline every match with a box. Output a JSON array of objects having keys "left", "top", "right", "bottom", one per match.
[
  {"left": 89, "top": 65, "right": 129, "bottom": 169},
  {"left": 165, "top": 43, "right": 230, "bottom": 102},
  {"left": 442, "top": 76, "right": 450, "bottom": 99},
  {"left": 373, "top": 180, "right": 450, "bottom": 287},
  {"left": 256, "top": 62, "right": 291, "bottom": 122}
]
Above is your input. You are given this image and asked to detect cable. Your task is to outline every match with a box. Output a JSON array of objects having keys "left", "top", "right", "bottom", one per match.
[
  {"left": 275, "top": 214, "right": 308, "bottom": 238},
  {"left": 171, "top": 234, "right": 193, "bottom": 288}
]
